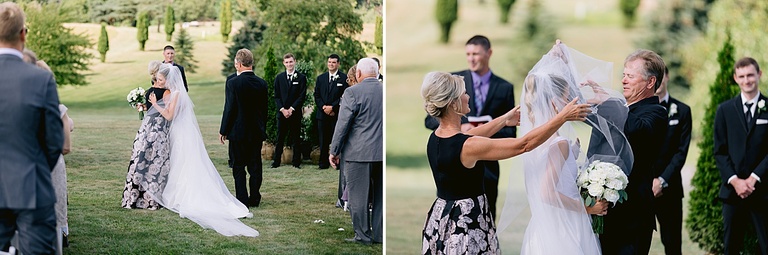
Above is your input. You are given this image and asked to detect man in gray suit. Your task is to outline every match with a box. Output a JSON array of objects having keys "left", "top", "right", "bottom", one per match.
[
  {"left": 329, "top": 58, "right": 383, "bottom": 245},
  {"left": 0, "top": 2, "right": 63, "bottom": 254}
]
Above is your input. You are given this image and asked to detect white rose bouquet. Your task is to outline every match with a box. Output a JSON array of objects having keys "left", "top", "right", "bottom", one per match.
[
  {"left": 576, "top": 160, "right": 629, "bottom": 234},
  {"left": 127, "top": 87, "right": 146, "bottom": 120}
]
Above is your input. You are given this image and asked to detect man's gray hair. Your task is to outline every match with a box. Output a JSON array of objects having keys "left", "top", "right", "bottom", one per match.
[{"left": 356, "top": 58, "right": 379, "bottom": 78}]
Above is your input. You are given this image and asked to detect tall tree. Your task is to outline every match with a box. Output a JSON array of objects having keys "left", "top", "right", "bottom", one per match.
[
  {"left": 619, "top": 0, "right": 641, "bottom": 28},
  {"left": 221, "top": 18, "right": 267, "bottom": 77},
  {"left": 97, "top": 22, "right": 109, "bottom": 63},
  {"left": 686, "top": 34, "right": 744, "bottom": 254},
  {"left": 136, "top": 11, "right": 149, "bottom": 51},
  {"left": 164, "top": 4, "right": 175, "bottom": 41},
  {"left": 497, "top": 0, "right": 516, "bottom": 24},
  {"left": 374, "top": 15, "right": 383, "bottom": 55},
  {"left": 510, "top": 0, "right": 557, "bottom": 81},
  {"left": 23, "top": 2, "right": 93, "bottom": 86},
  {"left": 263, "top": 46, "right": 281, "bottom": 144},
  {"left": 219, "top": 0, "right": 232, "bottom": 42},
  {"left": 435, "top": 0, "right": 458, "bottom": 43},
  {"left": 256, "top": 0, "right": 367, "bottom": 76},
  {"left": 174, "top": 28, "right": 198, "bottom": 73}
]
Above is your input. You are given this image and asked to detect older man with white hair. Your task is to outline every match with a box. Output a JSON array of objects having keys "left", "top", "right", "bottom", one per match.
[{"left": 329, "top": 58, "right": 383, "bottom": 245}]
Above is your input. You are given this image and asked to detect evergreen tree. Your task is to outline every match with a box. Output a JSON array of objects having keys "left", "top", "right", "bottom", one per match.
[
  {"left": 174, "top": 28, "right": 199, "bottom": 73},
  {"left": 619, "top": 0, "right": 641, "bottom": 28},
  {"left": 497, "top": 0, "right": 516, "bottom": 24},
  {"left": 219, "top": 0, "right": 232, "bottom": 42},
  {"left": 136, "top": 11, "right": 149, "bottom": 51},
  {"left": 263, "top": 46, "right": 282, "bottom": 144},
  {"left": 435, "top": 0, "right": 458, "bottom": 43},
  {"left": 511, "top": 0, "right": 557, "bottom": 80},
  {"left": 686, "top": 34, "right": 746, "bottom": 254},
  {"left": 374, "top": 15, "right": 383, "bottom": 55},
  {"left": 221, "top": 18, "right": 267, "bottom": 77},
  {"left": 295, "top": 59, "right": 318, "bottom": 153},
  {"left": 164, "top": 4, "right": 175, "bottom": 41},
  {"left": 23, "top": 2, "right": 93, "bottom": 86},
  {"left": 97, "top": 22, "right": 109, "bottom": 63}
]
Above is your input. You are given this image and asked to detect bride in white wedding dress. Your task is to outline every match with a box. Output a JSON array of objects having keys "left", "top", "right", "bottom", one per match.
[
  {"left": 497, "top": 42, "right": 631, "bottom": 254},
  {"left": 139, "top": 64, "right": 259, "bottom": 237}
]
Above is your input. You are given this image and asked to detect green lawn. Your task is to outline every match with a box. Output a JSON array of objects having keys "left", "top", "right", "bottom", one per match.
[
  {"left": 57, "top": 22, "right": 381, "bottom": 254},
  {"left": 384, "top": 0, "right": 704, "bottom": 254}
]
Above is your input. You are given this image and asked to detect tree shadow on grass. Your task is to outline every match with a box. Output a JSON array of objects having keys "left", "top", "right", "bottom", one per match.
[{"left": 386, "top": 153, "right": 428, "bottom": 170}]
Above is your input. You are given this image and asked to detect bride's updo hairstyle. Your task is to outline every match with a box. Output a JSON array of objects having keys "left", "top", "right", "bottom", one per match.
[{"left": 421, "top": 71, "right": 465, "bottom": 118}]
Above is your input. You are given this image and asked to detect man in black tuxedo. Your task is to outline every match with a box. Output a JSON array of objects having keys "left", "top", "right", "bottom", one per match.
[
  {"left": 0, "top": 3, "right": 63, "bottom": 254},
  {"left": 272, "top": 53, "right": 306, "bottom": 168},
  {"left": 315, "top": 54, "right": 348, "bottom": 169},
  {"left": 162, "top": 45, "right": 188, "bottom": 91},
  {"left": 372, "top": 57, "right": 383, "bottom": 81},
  {"left": 219, "top": 49, "right": 268, "bottom": 207},
  {"left": 600, "top": 50, "right": 668, "bottom": 255},
  {"left": 424, "top": 35, "right": 516, "bottom": 220},
  {"left": 714, "top": 57, "right": 768, "bottom": 255},
  {"left": 651, "top": 67, "right": 691, "bottom": 255}
]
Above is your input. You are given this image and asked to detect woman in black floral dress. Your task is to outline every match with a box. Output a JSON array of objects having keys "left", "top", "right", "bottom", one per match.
[
  {"left": 419, "top": 72, "right": 589, "bottom": 254},
  {"left": 121, "top": 61, "right": 171, "bottom": 210}
]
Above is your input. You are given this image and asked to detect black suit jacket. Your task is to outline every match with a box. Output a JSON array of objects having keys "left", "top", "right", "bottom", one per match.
[
  {"left": 220, "top": 72, "right": 268, "bottom": 141},
  {"left": 314, "top": 71, "right": 349, "bottom": 120},
  {"left": 604, "top": 96, "right": 668, "bottom": 232},
  {"left": 424, "top": 70, "right": 517, "bottom": 138},
  {"left": 165, "top": 61, "right": 188, "bottom": 91},
  {"left": 274, "top": 71, "right": 307, "bottom": 116},
  {"left": 655, "top": 97, "right": 692, "bottom": 198},
  {"left": 715, "top": 94, "right": 768, "bottom": 201}
]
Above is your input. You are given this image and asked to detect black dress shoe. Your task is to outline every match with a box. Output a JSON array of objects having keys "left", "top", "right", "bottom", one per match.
[
  {"left": 344, "top": 238, "right": 372, "bottom": 245},
  {"left": 292, "top": 165, "right": 301, "bottom": 169},
  {"left": 318, "top": 165, "right": 329, "bottom": 169},
  {"left": 270, "top": 163, "right": 280, "bottom": 168}
]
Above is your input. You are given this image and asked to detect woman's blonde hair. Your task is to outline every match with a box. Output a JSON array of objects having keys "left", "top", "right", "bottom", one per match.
[
  {"left": 148, "top": 60, "right": 162, "bottom": 83},
  {"left": 347, "top": 65, "right": 358, "bottom": 86},
  {"left": 421, "top": 71, "right": 465, "bottom": 118}
]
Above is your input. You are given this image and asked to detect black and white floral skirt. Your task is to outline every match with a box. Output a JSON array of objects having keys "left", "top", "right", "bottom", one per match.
[
  {"left": 121, "top": 112, "right": 171, "bottom": 210},
  {"left": 422, "top": 194, "right": 499, "bottom": 255}
]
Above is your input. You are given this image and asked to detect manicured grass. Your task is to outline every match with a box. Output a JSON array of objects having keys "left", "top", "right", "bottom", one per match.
[
  {"left": 384, "top": 0, "right": 703, "bottom": 254},
  {"left": 58, "top": 22, "right": 381, "bottom": 254}
]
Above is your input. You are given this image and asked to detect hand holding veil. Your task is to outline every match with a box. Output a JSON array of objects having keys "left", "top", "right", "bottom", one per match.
[{"left": 497, "top": 42, "right": 631, "bottom": 253}]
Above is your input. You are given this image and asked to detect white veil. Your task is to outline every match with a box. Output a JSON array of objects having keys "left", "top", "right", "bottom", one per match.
[
  {"left": 159, "top": 64, "right": 259, "bottom": 237},
  {"left": 497, "top": 44, "right": 631, "bottom": 253}
]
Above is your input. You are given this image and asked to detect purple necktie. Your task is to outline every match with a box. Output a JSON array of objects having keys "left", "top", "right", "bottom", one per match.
[{"left": 474, "top": 81, "right": 484, "bottom": 115}]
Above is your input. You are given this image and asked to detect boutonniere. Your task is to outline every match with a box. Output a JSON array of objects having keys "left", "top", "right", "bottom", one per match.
[
  {"left": 668, "top": 103, "right": 678, "bottom": 117},
  {"left": 331, "top": 74, "right": 339, "bottom": 82},
  {"left": 758, "top": 99, "right": 766, "bottom": 114},
  {"left": 289, "top": 72, "right": 298, "bottom": 81}
]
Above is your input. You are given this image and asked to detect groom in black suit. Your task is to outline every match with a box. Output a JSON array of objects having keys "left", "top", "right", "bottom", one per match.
[
  {"left": 424, "top": 35, "right": 516, "bottom": 220},
  {"left": 219, "top": 49, "right": 268, "bottom": 207},
  {"left": 600, "top": 50, "right": 668, "bottom": 255},
  {"left": 272, "top": 53, "right": 307, "bottom": 168},
  {"left": 314, "top": 54, "right": 348, "bottom": 169},
  {"left": 652, "top": 67, "right": 692, "bottom": 255},
  {"left": 714, "top": 57, "right": 768, "bottom": 255}
]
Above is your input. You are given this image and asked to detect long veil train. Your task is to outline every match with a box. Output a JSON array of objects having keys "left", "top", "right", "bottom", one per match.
[{"left": 142, "top": 64, "right": 259, "bottom": 237}]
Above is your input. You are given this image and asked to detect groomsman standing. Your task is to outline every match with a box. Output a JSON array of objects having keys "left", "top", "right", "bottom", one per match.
[
  {"left": 315, "top": 54, "right": 349, "bottom": 169},
  {"left": 272, "top": 53, "right": 306, "bottom": 169},
  {"left": 220, "top": 49, "right": 268, "bottom": 207},
  {"left": 329, "top": 58, "right": 383, "bottom": 245},
  {"left": 0, "top": 2, "right": 63, "bottom": 254},
  {"left": 652, "top": 67, "right": 692, "bottom": 255},
  {"left": 424, "top": 35, "right": 516, "bottom": 220},
  {"left": 714, "top": 57, "right": 768, "bottom": 255},
  {"left": 162, "top": 45, "right": 188, "bottom": 91}
]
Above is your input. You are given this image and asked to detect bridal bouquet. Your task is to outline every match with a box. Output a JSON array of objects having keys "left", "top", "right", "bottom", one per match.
[
  {"left": 576, "top": 160, "right": 629, "bottom": 234},
  {"left": 127, "top": 87, "right": 146, "bottom": 120}
]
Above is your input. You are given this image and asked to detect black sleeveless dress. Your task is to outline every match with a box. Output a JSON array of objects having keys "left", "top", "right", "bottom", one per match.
[{"left": 422, "top": 133, "right": 499, "bottom": 255}]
